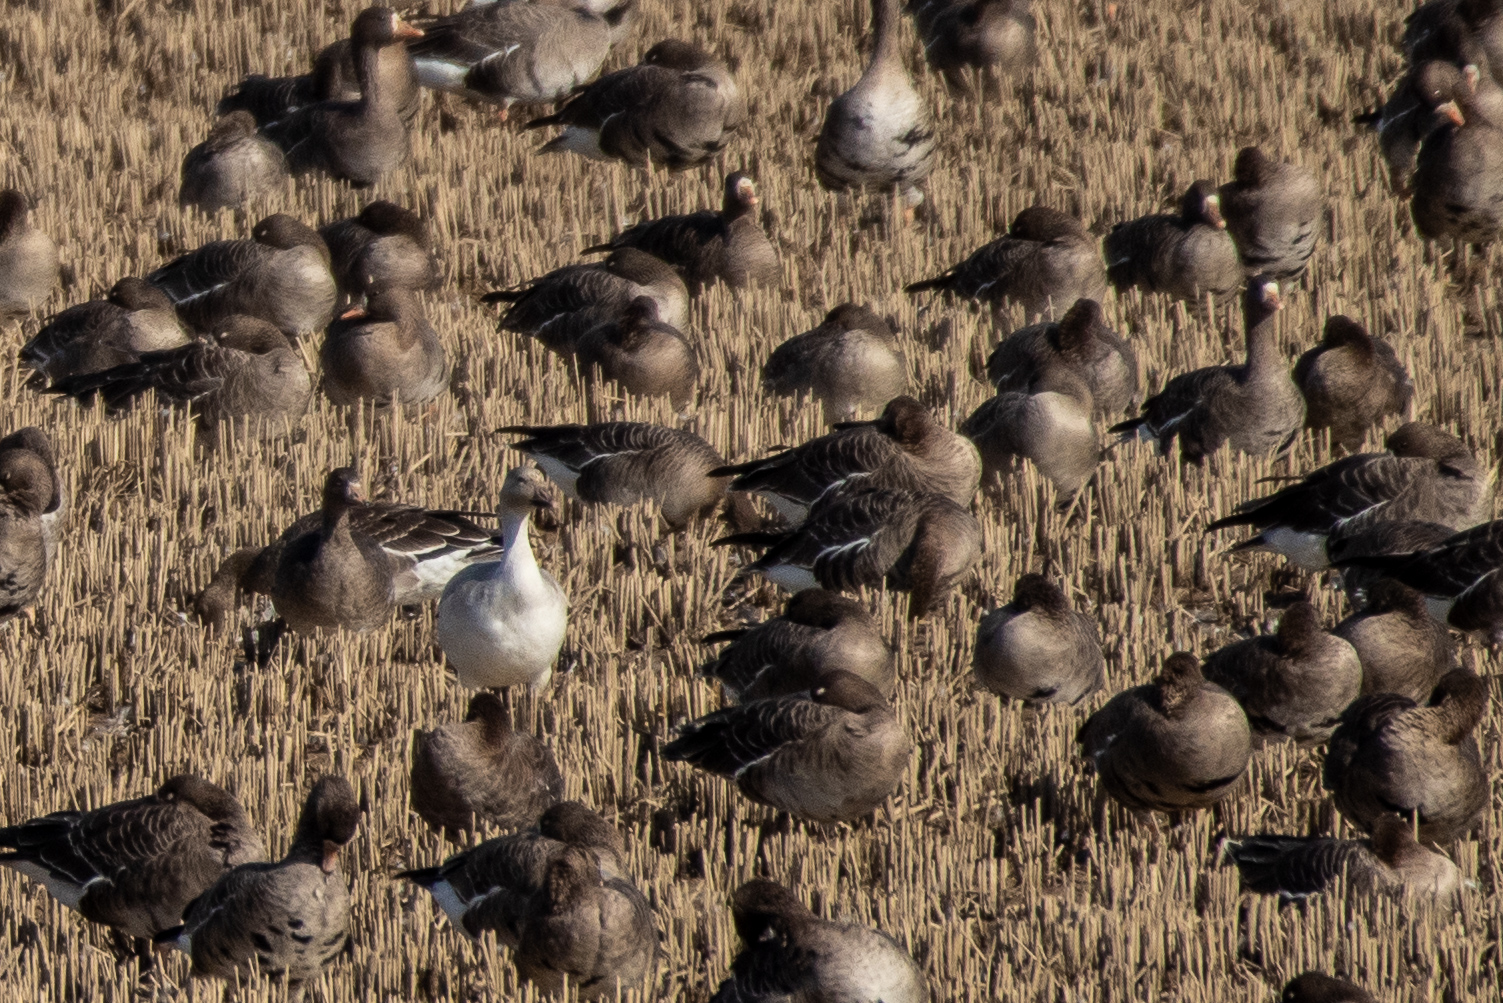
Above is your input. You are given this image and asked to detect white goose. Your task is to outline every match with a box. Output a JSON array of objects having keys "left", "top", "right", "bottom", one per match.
[{"left": 437, "top": 466, "right": 568, "bottom": 691}]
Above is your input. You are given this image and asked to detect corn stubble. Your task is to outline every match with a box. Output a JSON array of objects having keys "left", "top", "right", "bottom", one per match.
[{"left": 0, "top": 0, "right": 1495, "bottom": 1000}]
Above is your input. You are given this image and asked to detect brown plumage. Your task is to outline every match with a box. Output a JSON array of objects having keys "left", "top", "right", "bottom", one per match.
[
  {"left": 909, "top": 0, "right": 1036, "bottom": 95},
  {"left": 571, "top": 297, "right": 699, "bottom": 408},
  {"left": 1281, "top": 972, "right": 1378, "bottom": 1003},
  {"left": 319, "top": 201, "right": 440, "bottom": 299},
  {"left": 1326, "top": 520, "right": 1458, "bottom": 607},
  {"left": 1104, "top": 180, "right": 1243, "bottom": 302},
  {"left": 984, "top": 297, "right": 1138, "bottom": 419},
  {"left": 320, "top": 287, "right": 450, "bottom": 406},
  {"left": 961, "top": 366, "right": 1100, "bottom": 500},
  {"left": 974, "top": 574, "right": 1103, "bottom": 706},
  {"left": 761, "top": 303, "right": 909, "bottom": 422},
  {"left": 0, "top": 190, "right": 59, "bottom": 319},
  {"left": 20, "top": 278, "right": 189, "bottom": 384},
  {"left": 1410, "top": 63, "right": 1503, "bottom": 243},
  {"left": 1294, "top": 316, "right": 1413, "bottom": 452},
  {"left": 0, "top": 427, "right": 65, "bottom": 575},
  {"left": 1217, "top": 146, "right": 1323, "bottom": 280},
  {"left": 178, "top": 111, "right": 289, "bottom": 212},
  {"left": 1334, "top": 580, "right": 1454, "bottom": 701}
]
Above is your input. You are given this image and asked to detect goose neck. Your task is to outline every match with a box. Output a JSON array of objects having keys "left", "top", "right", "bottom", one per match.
[
  {"left": 355, "top": 37, "right": 384, "bottom": 107},
  {"left": 870, "top": 0, "right": 901, "bottom": 65},
  {"left": 501, "top": 509, "right": 538, "bottom": 569},
  {"left": 1244, "top": 317, "right": 1280, "bottom": 372}
]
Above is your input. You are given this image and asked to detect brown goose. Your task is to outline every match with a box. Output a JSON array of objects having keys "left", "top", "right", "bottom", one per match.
[
  {"left": 699, "top": 589, "right": 896, "bottom": 701},
  {"left": 1109, "top": 277, "right": 1303, "bottom": 464},
  {"left": 0, "top": 191, "right": 58, "bottom": 319},
  {"left": 761, "top": 304, "right": 909, "bottom": 422},
  {"left": 909, "top": 0, "right": 1036, "bottom": 95},
  {"left": 1333, "top": 580, "right": 1454, "bottom": 702},
  {"left": 483, "top": 249, "right": 688, "bottom": 350},
  {"left": 320, "top": 287, "right": 450, "bottom": 406},
  {"left": 1077, "top": 653, "right": 1252, "bottom": 814},
  {"left": 904, "top": 205, "right": 1108, "bottom": 320},
  {"left": 410, "top": 692, "right": 564, "bottom": 840},
  {"left": 1201, "top": 602, "right": 1363, "bottom": 745},
  {"left": 1410, "top": 63, "right": 1503, "bottom": 242},
  {"left": 500, "top": 422, "right": 730, "bottom": 528},
  {"left": 710, "top": 880, "right": 927, "bottom": 1003},
  {"left": 178, "top": 111, "right": 288, "bottom": 213},
  {"left": 262, "top": 8, "right": 425, "bottom": 186},
  {"left": 1294, "top": 316, "right": 1413, "bottom": 452},
  {"left": 582, "top": 173, "right": 777, "bottom": 291},
  {"left": 1104, "top": 181, "right": 1243, "bottom": 303},
  {"left": 984, "top": 297, "right": 1138, "bottom": 419},
  {"left": 711, "top": 396, "right": 981, "bottom": 522},
  {"left": 974, "top": 574, "right": 1103, "bottom": 706},
  {"left": 154, "top": 777, "right": 359, "bottom": 991},
  {"left": 1322, "top": 668, "right": 1488, "bottom": 843},
  {"left": 662, "top": 671, "right": 911, "bottom": 822},
  {"left": 815, "top": 0, "right": 936, "bottom": 205},
  {"left": 146, "top": 213, "right": 337, "bottom": 339},
  {"left": 528, "top": 40, "right": 744, "bottom": 170},
  {"left": 21, "top": 279, "right": 189, "bottom": 384},
  {"left": 0, "top": 427, "right": 64, "bottom": 574},
  {"left": 0, "top": 776, "right": 264, "bottom": 942},
  {"left": 961, "top": 367, "right": 1099, "bottom": 500},
  {"left": 713, "top": 484, "right": 981, "bottom": 618},
  {"left": 1406, "top": 0, "right": 1503, "bottom": 73},
  {"left": 318, "top": 201, "right": 440, "bottom": 300},
  {"left": 570, "top": 297, "right": 699, "bottom": 408},
  {"left": 1217, "top": 147, "right": 1323, "bottom": 280},
  {"left": 1281, "top": 972, "right": 1378, "bottom": 1003}
]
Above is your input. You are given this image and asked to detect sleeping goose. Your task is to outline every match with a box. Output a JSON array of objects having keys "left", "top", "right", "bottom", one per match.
[
  {"left": 973, "top": 573, "right": 1104, "bottom": 706},
  {"left": 710, "top": 396, "right": 981, "bottom": 521},
  {"left": 319, "top": 201, "right": 440, "bottom": 300},
  {"left": 961, "top": 366, "right": 1099, "bottom": 500},
  {"left": 483, "top": 249, "right": 688, "bottom": 349},
  {"left": 20, "top": 278, "right": 189, "bottom": 385},
  {"left": 984, "top": 297, "right": 1138, "bottom": 419},
  {"left": 0, "top": 776, "right": 263, "bottom": 942},
  {"left": 178, "top": 111, "right": 289, "bottom": 213},
  {"left": 0, "top": 427, "right": 65, "bottom": 575},
  {"left": 1216, "top": 147, "right": 1323, "bottom": 280},
  {"left": 0, "top": 190, "right": 58, "bottom": 320},
  {"left": 1293, "top": 316, "right": 1413, "bottom": 452},
  {"left": 909, "top": 0, "right": 1036, "bottom": 95},
  {"left": 570, "top": 297, "right": 699, "bottom": 408},
  {"left": 1360, "top": 61, "right": 1496, "bottom": 198},
  {"left": 527, "top": 39, "right": 744, "bottom": 170},
  {"left": 437, "top": 465, "right": 568, "bottom": 691},
  {"left": 319, "top": 286, "right": 451, "bottom": 407},
  {"left": 815, "top": 0, "right": 936, "bottom": 206},
  {"left": 1104, "top": 180, "right": 1244, "bottom": 303},
  {"left": 1333, "top": 580, "right": 1455, "bottom": 701},
  {"left": 1410, "top": 60, "right": 1503, "bottom": 243},
  {"left": 499, "top": 421, "right": 730, "bottom": 527},
  {"left": 760, "top": 303, "right": 909, "bottom": 422},
  {"left": 0, "top": 446, "right": 54, "bottom": 622}
]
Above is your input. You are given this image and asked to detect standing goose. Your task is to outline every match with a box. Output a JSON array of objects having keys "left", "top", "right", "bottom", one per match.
[
  {"left": 1294, "top": 316, "right": 1413, "bottom": 452},
  {"left": 1216, "top": 147, "right": 1323, "bottom": 280},
  {"left": 437, "top": 466, "right": 568, "bottom": 691},
  {"left": 410, "top": 691, "right": 564, "bottom": 840},
  {"left": 910, "top": 0, "right": 1036, "bottom": 95},
  {"left": 570, "top": 297, "right": 699, "bottom": 408},
  {"left": 1322, "top": 668, "right": 1488, "bottom": 843},
  {"left": 1410, "top": 63, "right": 1503, "bottom": 243},
  {"left": 262, "top": 8, "right": 426, "bottom": 186},
  {"left": 1282, "top": 972, "right": 1378, "bottom": 1003},
  {"left": 483, "top": 249, "right": 689, "bottom": 349},
  {"left": 146, "top": 213, "right": 337, "bottom": 339},
  {"left": 760, "top": 303, "right": 909, "bottom": 422},
  {"left": 1077, "top": 653, "right": 1253, "bottom": 815},
  {"left": 1109, "top": 277, "right": 1304, "bottom": 464},
  {"left": 1333, "top": 579, "right": 1455, "bottom": 701},
  {"left": 320, "top": 287, "right": 451, "bottom": 407},
  {"left": 1104, "top": 180, "right": 1243, "bottom": 303},
  {"left": 973, "top": 574, "right": 1104, "bottom": 706},
  {"left": 20, "top": 278, "right": 188, "bottom": 385},
  {"left": 178, "top": 111, "right": 289, "bottom": 213},
  {"left": 319, "top": 201, "right": 440, "bottom": 300},
  {"left": 699, "top": 588, "right": 896, "bottom": 701},
  {"left": 527, "top": 40, "right": 745, "bottom": 170},
  {"left": 961, "top": 366, "right": 1100, "bottom": 500},
  {"left": 709, "top": 880, "right": 926, "bottom": 1003},
  {"left": 662, "top": 671, "right": 911, "bottom": 823},
  {"left": 499, "top": 422, "right": 730, "bottom": 528},
  {"left": 0, "top": 776, "right": 263, "bottom": 942},
  {"left": 155, "top": 777, "right": 360, "bottom": 992},
  {"left": 0, "top": 191, "right": 58, "bottom": 319},
  {"left": 582, "top": 173, "right": 777, "bottom": 291},
  {"left": 815, "top": 0, "right": 936, "bottom": 206},
  {"left": 984, "top": 297, "right": 1138, "bottom": 419},
  {"left": 904, "top": 205, "right": 1108, "bottom": 320},
  {"left": 710, "top": 396, "right": 981, "bottom": 521},
  {"left": 0, "top": 427, "right": 65, "bottom": 573}
]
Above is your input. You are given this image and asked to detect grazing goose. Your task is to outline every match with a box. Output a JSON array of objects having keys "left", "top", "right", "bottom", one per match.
[
  {"left": 1216, "top": 147, "right": 1323, "bottom": 280},
  {"left": 711, "top": 396, "right": 981, "bottom": 521},
  {"left": 155, "top": 777, "right": 359, "bottom": 991},
  {"left": 904, "top": 205, "right": 1108, "bottom": 320},
  {"left": 483, "top": 248, "right": 689, "bottom": 349},
  {"left": 0, "top": 428, "right": 65, "bottom": 574},
  {"left": 699, "top": 588, "right": 896, "bottom": 701},
  {"left": 909, "top": 0, "right": 1036, "bottom": 95},
  {"left": 1200, "top": 602, "right": 1363, "bottom": 745},
  {"left": 1294, "top": 316, "right": 1413, "bottom": 452},
  {"left": 146, "top": 213, "right": 337, "bottom": 339},
  {"left": 662, "top": 671, "right": 910, "bottom": 822},
  {"left": 410, "top": 691, "right": 564, "bottom": 840},
  {"left": 178, "top": 111, "right": 289, "bottom": 213},
  {"left": 709, "top": 880, "right": 927, "bottom": 1003},
  {"left": 400, "top": 801, "right": 657, "bottom": 999},
  {"left": 961, "top": 366, "right": 1100, "bottom": 500},
  {"left": 570, "top": 297, "right": 699, "bottom": 408},
  {"left": 1326, "top": 520, "right": 1458, "bottom": 607},
  {"left": 1410, "top": 63, "right": 1503, "bottom": 243},
  {"left": 1221, "top": 813, "right": 1462, "bottom": 902},
  {"left": 582, "top": 173, "right": 777, "bottom": 291},
  {"left": 760, "top": 303, "right": 909, "bottom": 422},
  {"left": 0, "top": 191, "right": 58, "bottom": 319},
  {"left": 973, "top": 574, "right": 1104, "bottom": 706},
  {"left": 410, "top": 0, "right": 633, "bottom": 114},
  {"left": 528, "top": 40, "right": 745, "bottom": 170},
  {"left": 1333, "top": 580, "right": 1455, "bottom": 701},
  {"left": 21, "top": 278, "right": 189, "bottom": 384},
  {"left": 319, "top": 287, "right": 451, "bottom": 406},
  {"left": 262, "top": 8, "right": 426, "bottom": 186},
  {"left": 1109, "top": 278, "right": 1303, "bottom": 464},
  {"left": 1206, "top": 423, "right": 1489, "bottom": 571},
  {"left": 815, "top": 0, "right": 936, "bottom": 205},
  {"left": 713, "top": 484, "right": 982, "bottom": 618},
  {"left": 984, "top": 297, "right": 1138, "bottom": 419},
  {"left": 499, "top": 422, "right": 730, "bottom": 527},
  {"left": 1281, "top": 972, "right": 1378, "bottom": 1003},
  {"left": 1103, "top": 181, "right": 1244, "bottom": 303},
  {"left": 1077, "top": 653, "right": 1252, "bottom": 814},
  {"left": 1322, "top": 668, "right": 1488, "bottom": 843},
  {"left": 438, "top": 466, "right": 567, "bottom": 691},
  {"left": 0, "top": 776, "right": 263, "bottom": 942},
  {"left": 319, "top": 201, "right": 440, "bottom": 300}
]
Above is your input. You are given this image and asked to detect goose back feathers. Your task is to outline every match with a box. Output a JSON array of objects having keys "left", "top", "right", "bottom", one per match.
[
  {"left": 1333, "top": 579, "right": 1455, "bottom": 701},
  {"left": 984, "top": 297, "right": 1138, "bottom": 419},
  {"left": 178, "top": 111, "right": 289, "bottom": 212},
  {"left": 760, "top": 303, "right": 909, "bottom": 422},
  {"left": 1294, "top": 315, "right": 1413, "bottom": 452},
  {"left": 961, "top": 366, "right": 1100, "bottom": 499},
  {"left": 1217, "top": 147, "right": 1323, "bottom": 280},
  {"left": 910, "top": 0, "right": 1037, "bottom": 94},
  {"left": 484, "top": 248, "right": 688, "bottom": 349},
  {"left": 319, "top": 201, "right": 440, "bottom": 298},
  {"left": 1104, "top": 181, "right": 1243, "bottom": 302},
  {"left": 0, "top": 427, "right": 64, "bottom": 585},
  {"left": 21, "top": 278, "right": 189, "bottom": 384},
  {"left": 0, "top": 190, "right": 58, "bottom": 318},
  {"left": 320, "top": 287, "right": 451, "bottom": 406},
  {"left": 974, "top": 574, "right": 1103, "bottom": 706}
]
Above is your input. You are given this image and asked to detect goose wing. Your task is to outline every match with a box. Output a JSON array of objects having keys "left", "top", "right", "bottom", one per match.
[{"left": 661, "top": 695, "right": 845, "bottom": 778}]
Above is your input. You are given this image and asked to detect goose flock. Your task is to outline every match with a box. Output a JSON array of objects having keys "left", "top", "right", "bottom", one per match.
[{"left": 0, "top": 0, "right": 1498, "bottom": 1001}]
